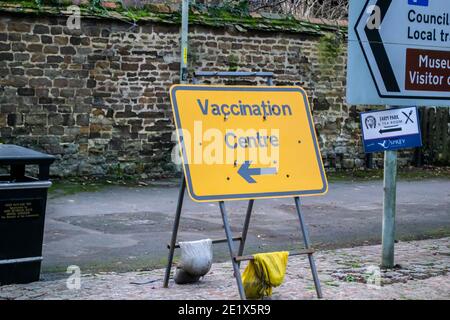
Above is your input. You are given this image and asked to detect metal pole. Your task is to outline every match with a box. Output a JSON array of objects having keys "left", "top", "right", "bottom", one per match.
[
  {"left": 219, "top": 201, "right": 246, "bottom": 300},
  {"left": 237, "top": 199, "right": 254, "bottom": 268},
  {"left": 163, "top": 174, "right": 186, "bottom": 288},
  {"left": 381, "top": 148, "right": 398, "bottom": 268},
  {"left": 164, "top": 0, "right": 188, "bottom": 286},
  {"left": 180, "top": 0, "right": 189, "bottom": 83},
  {"left": 294, "top": 196, "right": 323, "bottom": 299}
]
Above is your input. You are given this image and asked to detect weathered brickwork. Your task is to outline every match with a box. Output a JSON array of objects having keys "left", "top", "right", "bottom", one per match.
[{"left": 0, "top": 12, "right": 401, "bottom": 177}]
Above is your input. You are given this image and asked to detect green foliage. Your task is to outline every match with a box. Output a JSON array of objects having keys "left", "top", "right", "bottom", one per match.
[
  {"left": 115, "top": 1, "right": 164, "bottom": 22},
  {"left": 318, "top": 32, "right": 344, "bottom": 64},
  {"left": 0, "top": 1, "right": 346, "bottom": 36},
  {"left": 89, "top": 0, "right": 104, "bottom": 12},
  {"left": 328, "top": 167, "right": 450, "bottom": 182},
  {"left": 344, "top": 275, "right": 355, "bottom": 282},
  {"left": 120, "top": 7, "right": 148, "bottom": 21},
  {"left": 113, "top": 163, "right": 124, "bottom": 178}
]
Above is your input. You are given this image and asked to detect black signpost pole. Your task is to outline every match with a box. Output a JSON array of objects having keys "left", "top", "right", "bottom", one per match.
[
  {"left": 219, "top": 201, "right": 246, "bottom": 300},
  {"left": 237, "top": 199, "right": 254, "bottom": 268},
  {"left": 294, "top": 196, "right": 323, "bottom": 298},
  {"left": 163, "top": 174, "right": 186, "bottom": 288}
]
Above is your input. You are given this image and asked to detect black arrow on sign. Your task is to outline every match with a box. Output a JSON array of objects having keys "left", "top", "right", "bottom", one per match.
[
  {"left": 379, "top": 127, "right": 402, "bottom": 134},
  {"left": 357, "top": 0, "right": 400, "bottom": 93}
]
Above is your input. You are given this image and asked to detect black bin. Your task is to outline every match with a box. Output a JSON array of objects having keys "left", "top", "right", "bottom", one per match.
[{"left": 0, "top": 144, "right": 55, "bottom": 285}]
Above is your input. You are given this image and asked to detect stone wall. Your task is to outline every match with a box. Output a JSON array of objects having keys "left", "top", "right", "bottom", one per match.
[{"left": 0, "top": 11, "right": 398, "bottom": 177}]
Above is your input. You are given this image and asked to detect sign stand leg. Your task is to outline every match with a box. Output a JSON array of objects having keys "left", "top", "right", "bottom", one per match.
[
  {"left": 219, "top": 201, "right": 246, "bottom": 300},
  {"left": 237, "top": 199, "right": 254, "bottom": 269},
  {"left": 294, "top": 197, "right": 323, "bottom": 299},
  {"left": 163, "top": 174, "right": 186, "bottom": 288},
  {"left": 381, "top": 149, "right": 397, "bottom": 268}
]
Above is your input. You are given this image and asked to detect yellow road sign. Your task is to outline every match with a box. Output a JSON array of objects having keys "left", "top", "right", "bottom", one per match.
[{"left": 170, "top": 85, "right": 327, "bottom": 202}]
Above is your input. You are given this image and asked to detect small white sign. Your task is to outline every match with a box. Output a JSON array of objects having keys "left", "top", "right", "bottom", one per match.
[{"left": 361, "top": 107, "right": 419, "bottom": 140}]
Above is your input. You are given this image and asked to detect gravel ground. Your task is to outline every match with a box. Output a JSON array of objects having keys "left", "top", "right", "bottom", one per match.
[{"left": 0, "top": 237, "right": 448, "bottom": 300}]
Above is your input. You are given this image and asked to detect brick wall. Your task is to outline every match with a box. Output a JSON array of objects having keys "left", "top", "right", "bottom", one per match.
[{"left": 0, "top": 12, "right": 398, "bottom": 177}]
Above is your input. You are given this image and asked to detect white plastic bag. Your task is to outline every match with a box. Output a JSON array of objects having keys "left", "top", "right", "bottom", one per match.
[
  {"left": 178, "top": 239, "right": 213, "bottom": 276},
  {"left": 174, "top": 239, "right": 213, "bottom": 284}
]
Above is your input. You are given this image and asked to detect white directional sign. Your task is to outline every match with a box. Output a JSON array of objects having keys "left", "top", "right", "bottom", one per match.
[
  {"left": 348, "top": 0, "right": 450, "bottom": 106},
  {"left": 360, "top": 106, "right": 422, "bottom": 153}
]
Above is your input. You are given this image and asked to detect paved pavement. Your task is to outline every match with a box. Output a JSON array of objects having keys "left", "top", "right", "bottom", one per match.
[
  {"left": 1, "top": 237, "right": 448, "bottom": 300},
  {"left": 41, "top": 178, "right": 450, "bottom": 274}
]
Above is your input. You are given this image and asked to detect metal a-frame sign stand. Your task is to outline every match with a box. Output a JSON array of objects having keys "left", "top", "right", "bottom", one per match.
[{"left": 163, "top": 71, "right": 323, "bottom": 300}]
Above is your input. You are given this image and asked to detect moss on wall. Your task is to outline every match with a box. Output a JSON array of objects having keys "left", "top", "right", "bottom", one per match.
[
  {"left": 319, "top": 33, "right": 344, "bottom": 62},
  {"left": 318, "top": 32, "right": 345, "bottom": 72},
  {"left": 0, "top": 0, "right": 347, "bottom": 36},
  {"left": 227, "top": 54, "right": 239, "bottom": 71}
]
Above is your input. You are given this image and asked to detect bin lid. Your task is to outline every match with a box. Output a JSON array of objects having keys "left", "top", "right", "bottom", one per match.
[{"left": 0, "top": 144, "right": 55, "bottom": 166}]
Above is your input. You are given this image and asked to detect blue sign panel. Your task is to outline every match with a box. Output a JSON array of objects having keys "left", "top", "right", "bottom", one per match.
[
  {"left": 362, "top": 134, "right": 423, "bottom": 153},
  {"left": 408, "top": 0, "right": 429, "bottom": 7},
  {"left": 360, "top": 107, "right": 422, "bottom": 153}
]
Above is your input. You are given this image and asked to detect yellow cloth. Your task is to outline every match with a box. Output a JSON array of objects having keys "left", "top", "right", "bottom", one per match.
[{"left": 242, "top": 251, "right": 289, "bottom": 299}]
